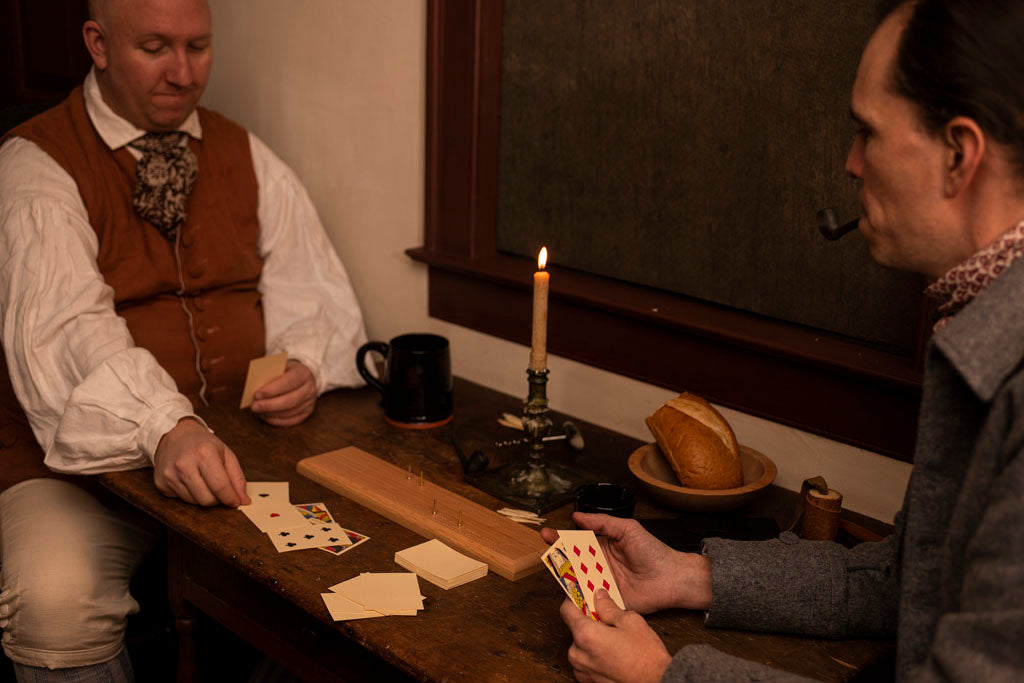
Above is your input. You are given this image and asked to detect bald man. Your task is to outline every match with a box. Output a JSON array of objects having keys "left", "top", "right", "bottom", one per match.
[{"left": 0, "top": 0, "right": 367, "bottom": 679}]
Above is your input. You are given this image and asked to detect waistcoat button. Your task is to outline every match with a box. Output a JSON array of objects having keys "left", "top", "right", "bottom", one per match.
[
  {"left": 195, "top": 325, "right": 221, "bottom": 342},
  {"left": 200, "top": 355, "right": 225, "bottom": 372},
  {"left": 187, "top": 259, "right": 207, "bottom": 279}
]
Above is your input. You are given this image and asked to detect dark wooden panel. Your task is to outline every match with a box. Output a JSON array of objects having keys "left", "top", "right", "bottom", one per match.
[
  {"left": 0, "top": 0, "right": 90, "bottom": 107},
  {"left": 495, "top": 0, "right": 924, "bottom": 353}
]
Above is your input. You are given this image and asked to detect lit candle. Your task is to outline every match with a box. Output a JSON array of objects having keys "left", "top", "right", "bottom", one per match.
[{"left": 529, "top": 247, "right": 549, "bottom": 371}]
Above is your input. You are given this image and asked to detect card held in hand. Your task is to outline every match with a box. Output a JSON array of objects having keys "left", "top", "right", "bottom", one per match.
[
  {"left": 542, "top": 542, "right": 596, "bottom": 621},
  {"left": 556, "top": 530, "right": 626, "bottom": 614},
  {"left": 541, "top": 530, "right": 625, "bottom": 621},
  {"left": 240, "top": 352, "right": 288, "bottom": 409}
]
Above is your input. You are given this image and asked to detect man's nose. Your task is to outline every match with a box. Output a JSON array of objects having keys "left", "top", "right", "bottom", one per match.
[
  {"left": 165, "top": 49, "right": 193, "bottom": 87},
  {"left": 845, "top": 137, "right": 863, "bottom": 179}
]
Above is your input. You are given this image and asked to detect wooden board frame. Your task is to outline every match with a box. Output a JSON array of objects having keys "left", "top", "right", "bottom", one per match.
[{"left": 297, "top": 446, "right": 548, "bottom": 581}]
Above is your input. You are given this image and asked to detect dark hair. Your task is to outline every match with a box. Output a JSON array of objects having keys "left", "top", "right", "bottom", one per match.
[{"left": 878, "top": 0, "right": 1024, "bottom": 175}]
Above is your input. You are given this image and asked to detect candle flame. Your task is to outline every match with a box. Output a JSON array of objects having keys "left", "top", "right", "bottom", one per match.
[{"left": 538, "top": 247, "right": 548, "bottom": 270}]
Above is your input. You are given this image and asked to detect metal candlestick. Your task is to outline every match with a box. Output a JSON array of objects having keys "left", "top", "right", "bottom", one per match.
[
  {"left": 505, "top": 369, "right": 572, "bottom": 498},
  {"left": 464, "top": 366, "right": 590, "bottom": 513}
]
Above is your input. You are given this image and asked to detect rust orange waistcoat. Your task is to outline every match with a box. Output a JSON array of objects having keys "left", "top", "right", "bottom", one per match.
[{"left": 3, "top": 86, "right": 266, "bottom": 410}]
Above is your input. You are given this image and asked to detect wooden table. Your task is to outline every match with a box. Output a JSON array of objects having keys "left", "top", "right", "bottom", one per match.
[{"left": 100, "top": 377, "right": 894, "bottom": 682}]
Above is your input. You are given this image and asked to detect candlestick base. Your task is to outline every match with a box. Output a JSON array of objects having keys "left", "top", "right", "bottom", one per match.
[
  {"left": 465, "top": 367, "right": 589, "bottom": 512},
  {"left": 467, "top": 456, "right": 587, "bottom": 514}
]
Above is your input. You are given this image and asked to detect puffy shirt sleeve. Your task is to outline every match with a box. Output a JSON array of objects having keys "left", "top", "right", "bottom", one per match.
[{"left": 0, "top": 137, "right": 196, "bottom": 473}]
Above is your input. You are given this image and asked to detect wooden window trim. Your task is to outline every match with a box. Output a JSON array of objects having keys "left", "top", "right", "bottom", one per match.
[{"left": 408, "top": 0, "right": 926, "bottom": 461}]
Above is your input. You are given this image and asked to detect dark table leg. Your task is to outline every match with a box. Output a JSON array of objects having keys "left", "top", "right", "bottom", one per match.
[{"left": 168, "top": 531, "right": 198, "bottom": 683}]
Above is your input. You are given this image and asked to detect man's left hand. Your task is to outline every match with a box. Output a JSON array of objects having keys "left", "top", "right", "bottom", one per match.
[
  {"left": 250, "top": 359, "right": 317, "bottom": 426},
  {"left": 560, "top": 589, "right": 672, "bottom": 683}
]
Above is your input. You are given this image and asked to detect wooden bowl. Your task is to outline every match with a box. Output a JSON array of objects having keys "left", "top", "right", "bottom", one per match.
[{"left": 627, "top": 443, "right": 776, "bottom": 512}]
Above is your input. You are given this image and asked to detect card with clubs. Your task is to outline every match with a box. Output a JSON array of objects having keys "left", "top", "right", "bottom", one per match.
[{"left": 269, "top": 522, "right": 352, "bottom": 553}]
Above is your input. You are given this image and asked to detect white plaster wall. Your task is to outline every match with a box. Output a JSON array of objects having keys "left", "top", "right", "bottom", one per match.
[{"left": 203, "top": 0, "right": 911, "bottom": 523}]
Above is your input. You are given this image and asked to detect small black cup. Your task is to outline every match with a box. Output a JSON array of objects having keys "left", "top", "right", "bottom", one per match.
[
  {"left": 355, "top": 333, "right": 453, "bottom": 428},
  {"left": 573, "top": 483, "right": 636, "bottom": 518}
]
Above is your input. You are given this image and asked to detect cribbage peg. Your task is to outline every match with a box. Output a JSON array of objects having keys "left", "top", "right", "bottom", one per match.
[
  {"left": 432, "top": 498, "right": 437, "bottom": 516},
  {"left": 419, "top": 470, "right": 424, "bottom": 486},
  {"left": 407, "top": 466, "right": 411, "bottom": 480},
  {"left": 458, "top": 510, "right": 463, "bottom": 527}
]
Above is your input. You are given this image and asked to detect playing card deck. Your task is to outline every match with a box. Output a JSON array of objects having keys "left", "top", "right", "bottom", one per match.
[
  {"left": 395, "top": 538, "right": 488, "bottom": 589},
  {"left": 541, "top": 530, "right": 625, "bottom": 621}
]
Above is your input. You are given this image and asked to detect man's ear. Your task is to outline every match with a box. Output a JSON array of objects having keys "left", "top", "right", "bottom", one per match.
[
  {"left": 943, "top": 116, "right": 985, "bottom": 197},
  {"left": 82, "top": 19, "right": 108, "bottom": 70}
]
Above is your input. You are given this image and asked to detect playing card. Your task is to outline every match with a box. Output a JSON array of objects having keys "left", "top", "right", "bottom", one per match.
[
  {"left": 557, "top": 530, "right": 625, "bottom": 614},
  {"left": 295, "top": 502, "right": 334, "bottom": 525},
  {"left": 321, "top": 592, "right": 380, "bottom": 621},
  {"left": 320, "top": 528, "right": 370, "bottom": 556},
  {"left": 268, "top": 522, "right": 352, "bottom": 553},
  {"left": 542, "top": 541, "right": 596, "bottom": 621},
  {"left": 240, "top": 352, "right": 288, "bottom": 408},
  {"left": 329, "top": 573, "right": 424, "bottom": 614},
  {"left": 243, "top": 481, "right": 290, "bottom": 506},
  {"left": 240, "top": 501, "right": 309, "bottom": 532}
]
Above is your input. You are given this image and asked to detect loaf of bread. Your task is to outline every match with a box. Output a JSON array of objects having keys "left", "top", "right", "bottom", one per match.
[{"left": 645, "top": 393, "right": 743, "bottom": 490}]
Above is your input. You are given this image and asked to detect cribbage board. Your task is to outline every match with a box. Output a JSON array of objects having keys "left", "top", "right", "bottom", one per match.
[{"left": 297, "top": 446, "right": 548, "bottom": 580}]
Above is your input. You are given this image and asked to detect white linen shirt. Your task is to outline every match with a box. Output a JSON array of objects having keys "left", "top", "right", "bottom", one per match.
[{"left": 0, "top": 70, "right": 367, "bottom": 475}]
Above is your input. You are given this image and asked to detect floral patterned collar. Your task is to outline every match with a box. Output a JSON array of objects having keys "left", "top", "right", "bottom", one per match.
[{"left": 925, "top": 218, "right": 1024, "bottom": 332}]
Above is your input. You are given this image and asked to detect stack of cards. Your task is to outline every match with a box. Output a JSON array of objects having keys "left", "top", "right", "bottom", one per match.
[
  {"left": 541, "top": 530, "right": 625, "bottom": 621},
  {"left": 394, "top": 539, "right": 488, "bottom": 589},
  {"left": 239, "top": 482, "right": 370, "bottom": 556},
  {"left": 321, "top": 573, "right": 425, "bottom": 621}
]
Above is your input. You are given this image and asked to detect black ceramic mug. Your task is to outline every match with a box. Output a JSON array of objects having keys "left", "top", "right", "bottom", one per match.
[
  {"left": 573, "top": 483, "right": 636, "bottom": 518},
  {"left": 355, "top": 333, "right": 453, "bottom": 428}
]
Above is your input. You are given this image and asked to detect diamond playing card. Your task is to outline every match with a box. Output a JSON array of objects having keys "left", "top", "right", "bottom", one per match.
[{"left": 557, "top": 530, "right": 625, "bottom": 613}]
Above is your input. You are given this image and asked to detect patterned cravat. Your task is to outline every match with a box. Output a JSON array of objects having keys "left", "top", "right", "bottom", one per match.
[
  {"left": 130, "top": 131, "right": 199, "bottom": 241},
  {"left": 925, "top": 217, "right": 1024, "bottom": 332}
]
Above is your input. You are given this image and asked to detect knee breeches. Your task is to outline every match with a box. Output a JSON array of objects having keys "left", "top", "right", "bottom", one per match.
[{"left": 0, "top": 478, "right": 156, "bottom": 669}]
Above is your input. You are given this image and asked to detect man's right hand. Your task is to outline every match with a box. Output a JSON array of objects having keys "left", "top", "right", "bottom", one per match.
[
  {"left": 153, "top": 417, "right": 250, "bottom": 507},
  {"left": 541, "top": 511, "right": 712, "bottom": 614}
]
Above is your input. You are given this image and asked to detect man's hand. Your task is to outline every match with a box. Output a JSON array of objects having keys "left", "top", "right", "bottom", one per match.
[
  {"left": 250, "top": 359, "right": 317, "bottom": 426},
  {"left": 153, "top": 417, "right": 250, "bottom": 507},
  {"left": 541, "top": 512, "right": 712, "bottom": 613},
  {"left": 561, "top": 590, "right": 672, "bottom": 683}
]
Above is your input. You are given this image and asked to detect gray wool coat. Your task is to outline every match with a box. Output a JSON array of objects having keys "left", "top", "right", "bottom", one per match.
[{"left": 664, "top": 257, "right": 1024, "bottom": 682}]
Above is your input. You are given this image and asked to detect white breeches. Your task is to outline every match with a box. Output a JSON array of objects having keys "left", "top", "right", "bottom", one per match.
[{"left": 0, "top": 478, "right": 156, "bottom": 669}]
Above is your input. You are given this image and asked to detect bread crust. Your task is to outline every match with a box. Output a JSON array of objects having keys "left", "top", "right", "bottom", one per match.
[{"left": 645, "top": 393, "right": 742, "bottom": 489}]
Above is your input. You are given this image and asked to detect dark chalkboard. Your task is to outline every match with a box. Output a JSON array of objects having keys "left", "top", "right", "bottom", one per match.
[{"left": 496, "top": 0, "right": 924, "bottom": 354}]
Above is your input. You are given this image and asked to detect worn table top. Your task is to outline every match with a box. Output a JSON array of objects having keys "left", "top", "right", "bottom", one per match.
[{"left": 100, "top": 377, "right": 893, "bottom": 682}]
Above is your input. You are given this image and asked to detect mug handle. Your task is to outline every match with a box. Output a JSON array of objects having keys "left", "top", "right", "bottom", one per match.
[{"left": 355, "top": 341, "right": 390, "bottom": 395}]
